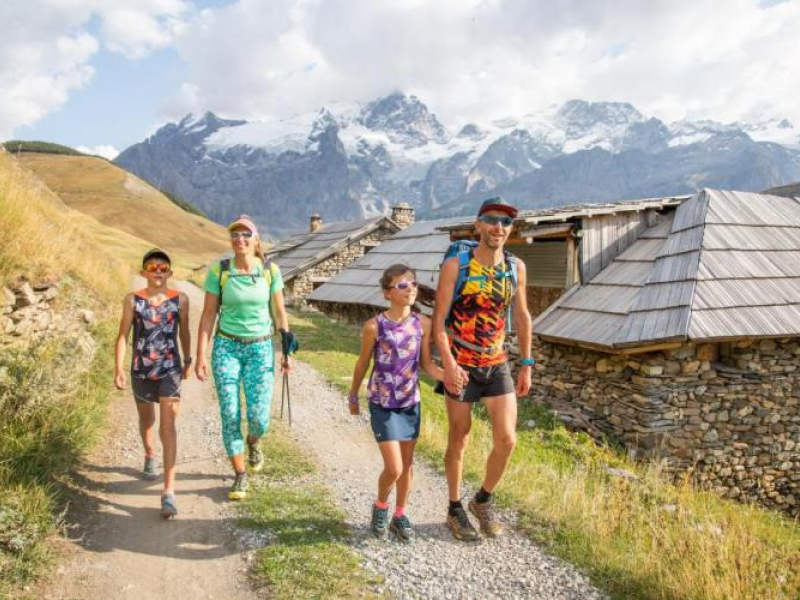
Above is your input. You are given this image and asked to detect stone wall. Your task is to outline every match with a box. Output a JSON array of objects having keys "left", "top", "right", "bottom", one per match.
[
  {"left": 288, "top": 230, "right": 390, "bottom": 305},
  {"left": 529, "top": 337, "right": 800, "bottom": 514}
]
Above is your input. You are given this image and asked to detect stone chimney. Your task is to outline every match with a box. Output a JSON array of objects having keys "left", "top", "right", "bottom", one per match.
[
  {"left": 310, "top": 213, "right": 323, "bottom": 232},
  {"left": 390, "top": 202, "right": 415, "bottom": 229}
]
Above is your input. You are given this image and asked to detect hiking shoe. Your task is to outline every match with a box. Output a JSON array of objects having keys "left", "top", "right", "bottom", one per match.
[
  {"left": 228, "top": 473, "right": 249, "bottom": 500},
  {"left": 447, "top": 505, "right": 480, "bottom": 542},
  {"left": 161, "top": 493, "right": 178, "bottom": 520},
  {"left": 389, "top": 515, "right": 414, "bottom": 543},
  {"left": 370, "top": 504, "right": 389, "bottom": 538},
  {"left": 468, "top": 498, "right": 503, "bottom": 537},
  {"left": 142, "top": 456, "right": 158, "bottom": 480},
  {"left": 247, "top": 441, "right": 264, "bottom": 473}
]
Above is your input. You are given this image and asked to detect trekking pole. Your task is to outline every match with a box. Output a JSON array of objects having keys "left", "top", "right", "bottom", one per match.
[{"left": 280, "top": 358, "right": 292, "bottom": 426}]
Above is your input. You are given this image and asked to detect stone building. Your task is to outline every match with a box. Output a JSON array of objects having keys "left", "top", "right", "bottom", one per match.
[
  {"left": 267, "top": 204, "right": 414, "bottom": 305},
  {"left": 532, "top": 189, "right": 800, "bottom": 514}
]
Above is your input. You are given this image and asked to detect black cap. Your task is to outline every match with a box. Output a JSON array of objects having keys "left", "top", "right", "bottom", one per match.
[
  {"left": 142, "top": 248, "right": 171, "bottom": 268},
  {"left": 477, "top": 197, "right": 518, "bottom": 218}
]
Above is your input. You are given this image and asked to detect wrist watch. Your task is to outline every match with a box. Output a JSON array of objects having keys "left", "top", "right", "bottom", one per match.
[{"left": 184, "top": 357, "right": 193, "bottom": 366}]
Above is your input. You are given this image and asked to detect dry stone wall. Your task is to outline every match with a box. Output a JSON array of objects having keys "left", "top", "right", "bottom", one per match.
[{"left": 527, "top": 338, "right": 800, "bottom": 514}]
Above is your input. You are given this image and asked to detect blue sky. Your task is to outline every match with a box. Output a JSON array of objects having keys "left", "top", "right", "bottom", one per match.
[{"left": 2, "top": 0, "right": 798, "bottom": 158}]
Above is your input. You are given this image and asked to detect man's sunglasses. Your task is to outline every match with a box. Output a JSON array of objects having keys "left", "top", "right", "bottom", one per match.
[
  {"left": 144, "top": 263, "right": 170, "bottom": 273},
  {"left": 230, "top": 231, "right": 254, "bottom": 240},
  {"left": 479, "top": 214, "right": 514, "bottom": 227},
  {"left": 390, "top": 281, "right": 418, "bottom": 290}
]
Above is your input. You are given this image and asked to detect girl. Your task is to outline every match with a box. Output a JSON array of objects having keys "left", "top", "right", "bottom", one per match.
[
  {"left": 348, "top": 264, "right": 445, "bottom": 542},
  {"left": 195, "top": 214, "right": 293, "bottom": 500}
]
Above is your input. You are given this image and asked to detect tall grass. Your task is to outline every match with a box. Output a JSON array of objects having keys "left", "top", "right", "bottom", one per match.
[
  {"left": 0, "top": 151, "right": 128, "bottom": 593},
  {"left": 290, "top": 309, "right": 800, "bottom": 599}
]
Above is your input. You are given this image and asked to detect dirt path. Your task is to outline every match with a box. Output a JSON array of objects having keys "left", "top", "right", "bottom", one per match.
[{"left": 44, "top": 280, "right": 255, "bottom": 600}]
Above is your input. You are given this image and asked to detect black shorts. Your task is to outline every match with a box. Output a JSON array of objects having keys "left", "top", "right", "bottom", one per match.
[
  {"left": 445, "top": 362, "right": 515, "bottom": 403},
  {"left": 131, "top": 371, "right": 181, "bottom": 403}
]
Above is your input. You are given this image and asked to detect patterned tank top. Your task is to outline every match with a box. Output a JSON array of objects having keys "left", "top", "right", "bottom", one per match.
[
  {"left": 131, "top": 289, "right": 182, "bottom": 380},
  {"left": 367, "top": 312, "right": 422, "bottom": 409},
  {"left": 448, "top": 256, "right": 513, "bottom": 368}
]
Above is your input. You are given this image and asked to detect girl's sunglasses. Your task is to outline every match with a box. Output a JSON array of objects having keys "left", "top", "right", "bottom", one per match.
[
  {"left": 391, "top": 281, "right": 418, "bottom": 290},
  {"left": 230, "top": 231, "right": 254, "bottom": 240},
  {"left": 479, "top": 214, "right": 514, "bottom": 227},
  {"left": 144, "top": 263, "right": 170, "bottom": 273}
]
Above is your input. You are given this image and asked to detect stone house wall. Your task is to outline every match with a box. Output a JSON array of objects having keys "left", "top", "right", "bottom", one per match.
[
  {"left": 288, "top": 230, "right": 390, "bottom": 305},
  {"left": 529, "top": 337, "right": 800, "bottom": 514}
]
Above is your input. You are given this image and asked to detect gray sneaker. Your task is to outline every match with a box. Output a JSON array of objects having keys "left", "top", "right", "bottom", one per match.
[
  {"left": 161, "top": 493, "right": 178, "bottom": 520},
  {"left": 228, "top": 472, "right": 249, "bottom": 500},
  {"left": 370, "top": 504, "right": 389, "bottom": 538},
  {"left": 389, "top": 515, "right": 414, "bottom": 543},
  {"left": 247, "top": 441, "right": 264, "bottom": 473},
  {"left": 142, "top": 456, "right": 158, "bottom": 480}
]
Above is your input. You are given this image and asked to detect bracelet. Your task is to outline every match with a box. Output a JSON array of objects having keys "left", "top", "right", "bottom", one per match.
[
  {"left": 347, "top": 393, "right": 359, "bottom": 404},
  {"left": 517, "top": 357, "right": 535, "bottom": 367}
]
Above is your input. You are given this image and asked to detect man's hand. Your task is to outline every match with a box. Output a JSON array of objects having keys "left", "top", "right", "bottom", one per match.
[
  {"left": 516, "top": 365, "right": 532, "bottom": 397},
  {"left": 114, "top": 371, "right": 126, "bottom": 390},
  {"left": 196, "top": 358, "right": 209, "bottom": 382},
  {"left": 444, "top": 362, "right": 467, "bottom": 397}
]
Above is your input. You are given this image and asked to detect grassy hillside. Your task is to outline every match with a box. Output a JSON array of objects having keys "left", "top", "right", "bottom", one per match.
[
  {"left": 2, "top": 140, "right": 84, "bottom": 156},
  {"left": 16, "top": 153, "right": 230, "bottom": 274}
]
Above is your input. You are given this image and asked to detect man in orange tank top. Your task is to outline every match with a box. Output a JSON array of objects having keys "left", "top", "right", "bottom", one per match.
[{"left": 433, "top": 198, "right": 533, "bottom": 541}]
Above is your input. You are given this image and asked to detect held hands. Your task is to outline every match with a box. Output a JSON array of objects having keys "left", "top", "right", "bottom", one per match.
[{"left": 443, "top": 362, "right": 468, "bottom": 397}]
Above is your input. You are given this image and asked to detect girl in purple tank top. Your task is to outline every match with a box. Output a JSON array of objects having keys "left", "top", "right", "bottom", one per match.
[{"left": 348, "top": 264, "right": 444, "bottom": 542}]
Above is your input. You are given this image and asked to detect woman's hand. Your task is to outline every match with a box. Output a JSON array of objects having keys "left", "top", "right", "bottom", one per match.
[
  {"left": 114, "top": 370, "right": 127, "bottom": 390},
  {"left": 281, "top": 356, "right": 292, "bottom": 374},
  {"left": 196, "top": 357, "right": 209, "bottom": 382}
]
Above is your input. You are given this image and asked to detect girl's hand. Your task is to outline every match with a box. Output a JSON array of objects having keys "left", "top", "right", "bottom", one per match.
[
  {"left": 114, "top": 371, "right": 126, "bottom": 390},
  {"left": 196, "top": 358, "right": 209, "bottom": 382},
  {"left": 348, "top": 399, "right": 360, "bottom": 415}
]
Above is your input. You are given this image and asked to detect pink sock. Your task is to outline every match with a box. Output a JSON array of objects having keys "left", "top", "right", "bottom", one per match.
[
  {"left": 375, "top": 500, "right": 389, "bottom": 510},
  {"left": 394, "top": 506, "right": 406, "bottom": 518}
]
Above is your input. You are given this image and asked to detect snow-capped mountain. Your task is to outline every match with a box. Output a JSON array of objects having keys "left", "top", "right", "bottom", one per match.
[{"left": 115, "top": 94, "right": 800, "bottom": 238}]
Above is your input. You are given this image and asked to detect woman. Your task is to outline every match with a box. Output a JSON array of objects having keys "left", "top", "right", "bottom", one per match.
[{"left": 195, "top": 214, "right": 292, "bottom": 500}]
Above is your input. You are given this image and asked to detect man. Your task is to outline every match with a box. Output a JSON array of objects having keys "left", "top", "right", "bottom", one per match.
[{"left": 432, "top": 197, "right": 533, "bottom": 541}]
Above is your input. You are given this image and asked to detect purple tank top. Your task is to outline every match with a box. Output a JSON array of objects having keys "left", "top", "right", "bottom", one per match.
[{"left": 367, "top": 312, "right": 422, "bottom": 409}]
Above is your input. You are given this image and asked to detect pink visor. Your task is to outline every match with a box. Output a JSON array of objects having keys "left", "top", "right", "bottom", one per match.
[{"left": 227, "top": 214, "right": 259, "bottom": 237}]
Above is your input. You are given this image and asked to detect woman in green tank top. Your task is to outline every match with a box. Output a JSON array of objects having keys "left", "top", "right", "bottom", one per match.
[{"left": 195, "top": 214, "right": 292, "bottom": 500}]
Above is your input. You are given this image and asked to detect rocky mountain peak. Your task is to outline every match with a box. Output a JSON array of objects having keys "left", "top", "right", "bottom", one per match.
[
  {"left": 556, "top": 100, "right": 645, "bottom": 131},
  {"left": 360, "top": 92, "right": 449, "bottom": 147}
]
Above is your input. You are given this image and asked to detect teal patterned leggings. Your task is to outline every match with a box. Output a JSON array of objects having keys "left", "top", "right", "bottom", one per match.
[{"left": 212, "top": 336, "right": 274, "bottom": 457}]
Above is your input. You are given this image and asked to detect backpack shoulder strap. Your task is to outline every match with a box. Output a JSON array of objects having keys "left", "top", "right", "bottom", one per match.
[
  {"left": 453, "top": 248, "right": 473, "bottom": 300},
  {"left": 218, "top": 258, "right": 231, "bottom": 303},
  {"left": 504, "top": 251, "right": 519, "bottom": 291}
]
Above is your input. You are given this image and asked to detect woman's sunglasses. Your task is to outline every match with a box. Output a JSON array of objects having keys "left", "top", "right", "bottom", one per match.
[
  {"left": 230, "top": 231, "right": 254, "bottom": 240},
  {"left": 479, "top": 214, "right": 514, "bottom": 227},
  {"left": 391, "top": 281, "right": 418, "bottom": 290},
  {"left": 144, "top": 263, "right": 170, "bottom": 274}
]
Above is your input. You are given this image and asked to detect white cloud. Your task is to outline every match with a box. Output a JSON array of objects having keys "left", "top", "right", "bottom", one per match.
[
  {"left": 0, "top": 0, "right": 191, "bottom": 139},
  {"left": 170, "top": 0, "right": 800, "bottom": 130},
  {"left": 76, "top": 144, "right": 120, "bottom": 160}
]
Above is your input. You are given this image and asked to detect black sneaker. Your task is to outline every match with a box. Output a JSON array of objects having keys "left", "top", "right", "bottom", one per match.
[
  {"left": 447, "top": 505, "right": 480, "bottom": 542},
  {"left": 247, "top": 441, "right": 264, "bottom": 473},
  {"left": 371, "top": 504, "right": 389, "bottom": 538},
  {"left": 228, "top": 472, "right": 249, "bottom": 500},
  {"left": 389, "top": 515, "right": 414, "bottom": 543}
]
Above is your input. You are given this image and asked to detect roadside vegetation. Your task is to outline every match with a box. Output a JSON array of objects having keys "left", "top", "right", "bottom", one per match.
[
  {"left": 240, "top": 422, "right": 381, "bottom": 598},
  {"left": 0, "top": 151, "right": 128, "bottom": 594},
  {"left": 289, "top": 309, "right": 800, "bottom": 600},
  {"left": 2, "top": 141, "right": 84, "bottom": 156}
]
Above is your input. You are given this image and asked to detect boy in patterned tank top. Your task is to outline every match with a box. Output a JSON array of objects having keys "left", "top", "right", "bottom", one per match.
[
  {"left": 114, "top": 249, "right": 191, "bottom": 519},
  {"left": 348, "top": 264, "right": 445, "bottom": 542}
]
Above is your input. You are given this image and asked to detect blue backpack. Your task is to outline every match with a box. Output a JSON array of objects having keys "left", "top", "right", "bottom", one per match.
[{"left": 443, "top": 240, "right": 518, "bottom": 325}]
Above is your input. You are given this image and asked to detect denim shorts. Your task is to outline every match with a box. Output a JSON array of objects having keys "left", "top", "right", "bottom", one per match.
[
  {"left": 369, "top": 402, "right": 421, "bottom": 442},
  {"left": 131, "top": 371, "right": 181, "bottom": 403}
]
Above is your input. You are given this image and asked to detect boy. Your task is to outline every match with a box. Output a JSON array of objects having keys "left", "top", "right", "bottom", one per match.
[{"left": 114, "top": 248, "right": 191, "bottom": 519}]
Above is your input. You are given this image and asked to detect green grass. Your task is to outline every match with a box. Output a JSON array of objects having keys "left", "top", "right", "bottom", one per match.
[
  {"left": 2, "top": 141, "right": 84, "bottom": 156},
  {"left": 0, "top": 316, "right": 117, "bottom": 594},
  {"left": 240, "top": 422, "right": 380, "bottom": 598},
  {"left": 289, "top": 309, "right": 800, "bottom": 600}
]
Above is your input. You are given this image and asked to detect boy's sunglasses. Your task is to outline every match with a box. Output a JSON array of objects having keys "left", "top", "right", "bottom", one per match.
[
  {"left": 479, "top": 214, "right": 514, "bottom": 227},
  {"left": 230, "top": 231, "right": 254, "bottom": 240},
  {"left": 391, "top": 281, "right": 418, "bottom": 290},
  {"left": 144, "top": 263, "right": 170, "bottom": 273}
]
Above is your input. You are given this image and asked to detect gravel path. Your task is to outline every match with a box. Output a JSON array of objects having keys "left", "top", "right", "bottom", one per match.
[{"left": 284, "top": 359, "right": 604, "bottom": 600}]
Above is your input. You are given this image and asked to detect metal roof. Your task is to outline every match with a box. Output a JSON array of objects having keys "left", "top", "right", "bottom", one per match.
[
  {"left": 308, "top": 218, "right": 458, "bottom": 312},
  {"left": 534, "top": 189, "right": 800, "bottom": 350},
  {"left": 267, "top": 216, "right": 400, "bottom": 281}
]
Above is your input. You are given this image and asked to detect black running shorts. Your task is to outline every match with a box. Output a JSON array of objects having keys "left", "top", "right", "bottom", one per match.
[
  {"left": 131, "top": 371, "right": 181, "bottom": 403},
  {"left": 445, "top": 362, "right": 515, "bottom": 403}
]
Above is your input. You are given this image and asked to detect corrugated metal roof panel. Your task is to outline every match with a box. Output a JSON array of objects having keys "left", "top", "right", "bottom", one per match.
[
  {"left": 697, "top": 250, "right": 800, "bottom": 280},
  {"left": 671, "top": 190, "right": 710, "bottom": 232},
  {"left": 559, "top": 284, "right": 640, "bottom": 315},
  {"left": 534, "top": 307, "right": 624, "bottom": 347},
  {"left": 631, "top": 281, "right": 695, "bottom": 311},
  {"left": 617, "top": 307, "right": 690, "bottom": 346},
  {"left": 591, "top": 261, "right": 653, "bottom": 286},
  {"left": 648, "top": 252, "right": 700, "bottom": 283},
  {"left": 657, "top": 226, "right": 703, "bottom": 257},
  {"left": 705, "top": 189, "right": 800, "bottom": 227},
  {"left": 615, "top": 238, "right": 666, "bottom": 262},
  {"left": 703, "top": 224, "right": 800, "bottom": 251}
]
